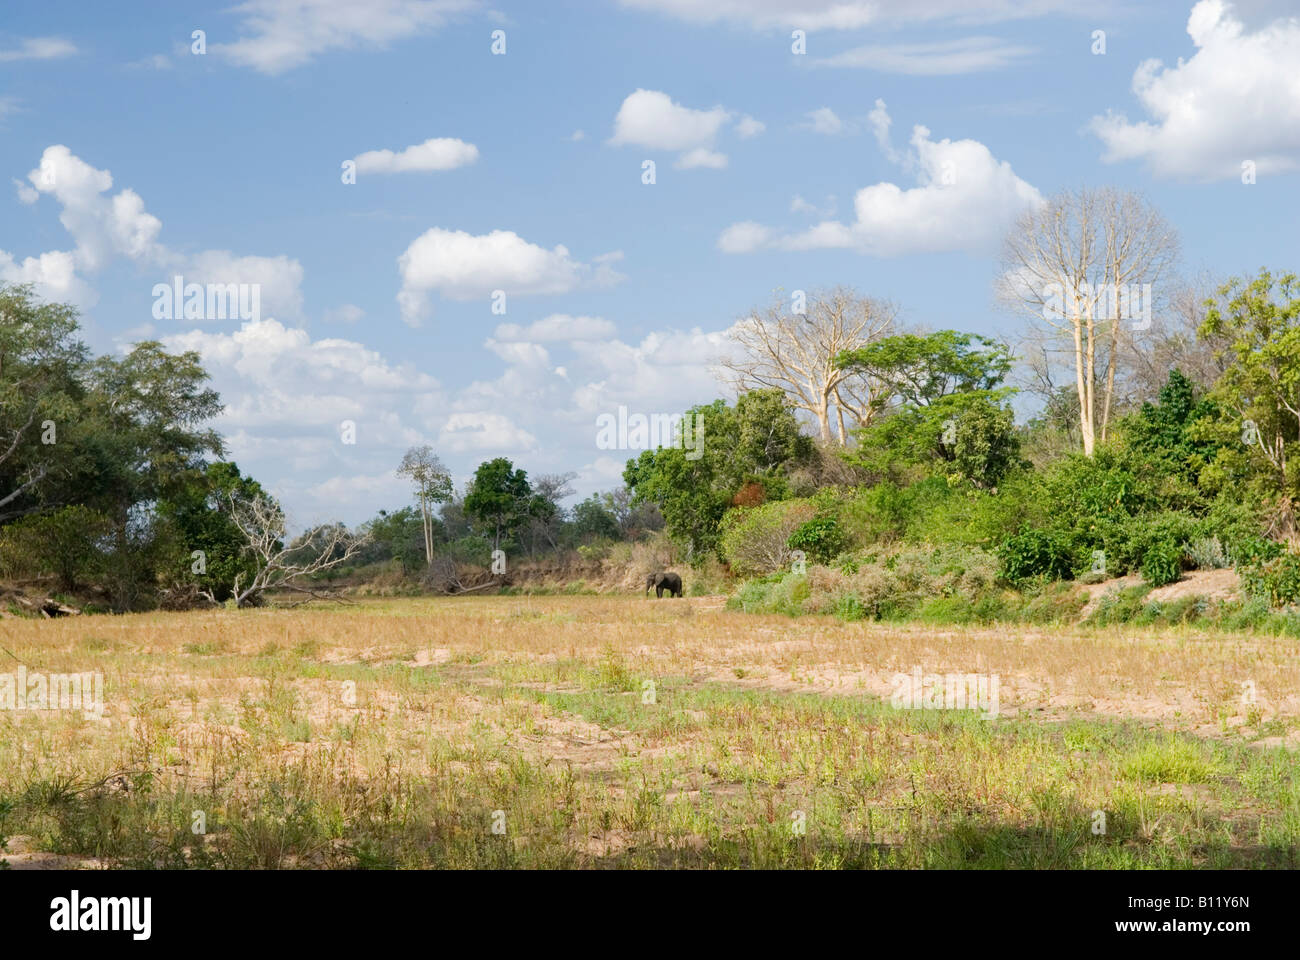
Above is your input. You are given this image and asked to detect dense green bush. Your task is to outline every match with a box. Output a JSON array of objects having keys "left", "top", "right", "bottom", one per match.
[
  {"left": 787, "top": 516, "right": 847, "bottom": 565},
  {"left": 997, "top": 529, "right": 1077, "bottom": 583},
  {"left": 1140, "top": 538, "right": 1183, "bottom": 587},
  {"left": 1239, "top": 551, "right": 1300, "bottom": 608},
  {"left": 0, "top": 505, "right": 113, "bottom": 590}
]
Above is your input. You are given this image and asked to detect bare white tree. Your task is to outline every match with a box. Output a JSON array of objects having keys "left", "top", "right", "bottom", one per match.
[
  {"left": 223, "top": 494, "right": 369, "bottom": 607},
  {"left": 396, "top": 445, "right": 452, "bottom": 568},
  {"left": 999, "top": 187, "right": 1178, "bottom": 455},
  {"left": 718, "top": 287, "right": 896, "bottom": 444}
]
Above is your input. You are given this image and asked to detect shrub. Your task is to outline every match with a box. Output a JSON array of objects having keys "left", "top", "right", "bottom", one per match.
[
  {"left": 1230, "top": 536, "right": 1283, "bottom": 568},
  {"left": 832, "top": 593, "right": 868, "bottom": 621},
  {"left": 0, "top": 505, "right": 113, "bottom": 590},
  {"left": 719, "top": 499, "right": 816, "bottom": 577},
  {"left": 997, "top": 529, "right": 1076, "bottom": 583},
  {"left": 1239, "top": 551, "right": 1300, "bottom": 608},
  {"left": 1185, "top": 536, "right": 1229, "bottom": 570},
  {"left": 1141, "top": 538, "right": 1183, "bottom": 587},
  {"left": 787, "top": 516, "right": 847, "bottom": 565}
]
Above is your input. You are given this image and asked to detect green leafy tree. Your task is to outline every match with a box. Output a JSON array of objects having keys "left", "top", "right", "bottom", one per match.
[
  {"left": 623, "top": 391, "right": 812, "bottom": 559},
  {"left": 362, "top": 507, "right": 431, "bottom": 574},
  {"left": 836, "top": 330, "right": 1012, "bottom": 408},
  {"left": 157, "top": 461, "right": 268, "bottom": 602},
  {"left": 464, "top": 458, "right": 539, "bottom": 551},
  {"left": 0, "top": 284, "right": 88, "bottom": 519},
  {"left": 0, "top": 504, "right": 112, "bottom": 590},
  {"left": 1200, "top": 269, "right": 1300, "bottom": 499},
  {"left": 839, "top": 331, "right": 1021, "bottom": 487}
]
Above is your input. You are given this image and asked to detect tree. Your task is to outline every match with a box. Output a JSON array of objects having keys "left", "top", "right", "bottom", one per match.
[
  {"left": 1200, "top": 269, "right": 1300, "bottom": 508},
  {"left": 839, "top": 331, "right": 1022, "bottom": 488},
  {"left": 0, "top": 504, "right": 112, "bottom": 590},
  {"left": 999, "top": 187, "right": 1178, "bottom": 455},
  {"left": 361, "top": 507, "right": 431, "bottom": 574},
  {"left": 396, "top": 445, "right": 453, "bottom": 567},
  {"left": 571, "top": 495, "right": 622, "bottom": 543},
  {"left": 836, "top": 330, "right": 1013, "bottom": 409},
  {"left": 522, "top": 472, "right": 576, "bottom": 555},
  {"left": 463, "top": 458, "right": 538, "bottom": 551},
  {"left": 719, "top": 287, "right": 896, "bottom": 444},
  {"left": 158, "top": 461, "right": 268, "bottom": 602},
  {"left": 77, "top": 341, "right": 225, "bottom": 527},
  {"left": 623, "top": 391, "right": 812, "bottom": 559},
  {"left": 0, "top": 284, "right": 88, "bottom": 519},
  {"left": 225, "top": 493, "right": 369, "bottom": 607}
]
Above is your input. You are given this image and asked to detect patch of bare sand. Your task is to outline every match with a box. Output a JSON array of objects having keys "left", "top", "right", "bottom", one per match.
[
  {"left": 1079, "top": 568, "right": 1239, "bottom": 619},
  {"left": 2, "top": 836, "right": 107, "bottom": 870}
]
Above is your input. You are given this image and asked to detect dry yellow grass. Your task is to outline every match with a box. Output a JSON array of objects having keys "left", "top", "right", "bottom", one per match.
[{"left": 1, "top": 595, "right": 1297, "bottom": 868}]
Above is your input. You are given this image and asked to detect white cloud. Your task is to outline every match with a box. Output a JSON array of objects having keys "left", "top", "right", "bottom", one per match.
[
  {"left": 396, "top": 227, "right": 624, "bottom": 325},
  {"left": 213, "top": 0, "right": 480, "bottom": 74},
  {"left": 161, "top": 317, "right": 453, "bottom": 522},
  {"left": 811, "top": 36, "right": 1034, "bottom": 74},
  {"left": 610, "top": 89, "right": 746, "bottom": 168},
  {"left": 790, "top": 194, "right": 837, "bottom": 217},
  {"left": 0, "top": 37, "right": 77, "bottom": 62},
  {"left": 799, "top": 107, "right": 845, "bottom": 135},
  {"left": 717, "top": 221, "right": 775, "bottom": 253},
  {"left": 0, "top": 249, "right": 95, "bottom": 306},
  {"left": 866, "top": 98, "right": 901, "bottom": 161},
  {"left": 438, "top": 412, "right": 539, "bottom": 453},
  {"left": 676, "top": 147, "right": 728, "bottom": 169},
  {"left": 719, "top": 102, "right": 1043, "bottom": 256},
  {"left": 610, "top": 89, "right": 730, "bottom": 150},
  {"left": 353, "top": 137, "right": 479, "bottom": 174},
  {"left": 615, "top": 0, "right": 1081, "bottom": 30},
  {"left": 493, "top": 314, "right": 617, "bottom": 342},
  {"left": 8, "top": 146, "right": 305, "bottom": 317},
  {"left": 1089, "top": 0, "right": 1300, "bottom": 180}
]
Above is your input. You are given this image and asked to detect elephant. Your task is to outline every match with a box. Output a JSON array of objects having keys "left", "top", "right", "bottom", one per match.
[{"left": 645, "top": 572, "right": 683, "bottom": 598}]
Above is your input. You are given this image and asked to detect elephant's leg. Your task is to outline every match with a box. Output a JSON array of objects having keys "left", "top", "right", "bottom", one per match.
[{"left": 657, "top": 586, "right": 664, "bottom": 597}]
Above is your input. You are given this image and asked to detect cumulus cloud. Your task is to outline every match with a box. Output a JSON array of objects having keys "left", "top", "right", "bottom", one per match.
[
  {"left": 158, "top": 308, "right": 747, "bottom": 523},
  {"left": 718, "top": 101, "right": 1043, "bottom": 256},
  {"left": 213, "top": 0, "right": 479, "bottom": 74},
  {"left": 352, "top": 137, "right": 479, "bottom": 175},
  {"left": 493, "top": 314, "right": 617, "bottom": 342},
  {"left": 0, "top": 37, "right": 77, "bottom": 62},
  {"left": 1089, "top": 0, "right": 1300, "bottom": 180},
  {"left": 438, "top": 412, "right": 539, "bottom": 453},
  {"left": 609, "top": 89, "right": 740, "bottom": 169},
  {"left": 734, "top": 115, "right": 766, "bottom": 138},
  {"left": 396, "top": 228, "right": 624, "bottom": 325},
  {"left": 811, "top": 36, "right": 1034, "bottom": 74},
  {"left": 717, "top": 221, "right": 776, "bottom": 254},
  {"left": 6, "top": 146, "right": 306, "bottom": 317},
  {"left": 161, "top": 318, "right": 454, "bottom": 522}
]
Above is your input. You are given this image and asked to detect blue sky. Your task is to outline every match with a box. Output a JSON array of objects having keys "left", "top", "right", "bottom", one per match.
[{"left": 2, "top": 0, "right": 1298, "bottom": 527}]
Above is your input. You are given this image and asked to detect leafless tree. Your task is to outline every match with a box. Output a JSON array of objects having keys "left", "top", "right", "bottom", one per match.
[
  {"left": 999, "top": 187, "right": 1178, "bottom": 455},
  {"left": 221, "top": 493, "right": 370, "bottom": 607},
  {"left": 523, "top": 471, "right": 576, "bottom": 554},
  {"left": 718, "top": 286, "right": 897, "bottom": 445},
  {"left": 396, "top": 445, "right": 452, "bottom": 568}
]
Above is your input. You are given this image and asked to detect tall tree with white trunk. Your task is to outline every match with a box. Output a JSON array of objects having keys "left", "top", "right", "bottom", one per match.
[
  {"left": 719, "top": 287, "right": 896, "bottom": 445},
  {"left": 1000, "top": 188, "right": 1178, "bottom": 456}
]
